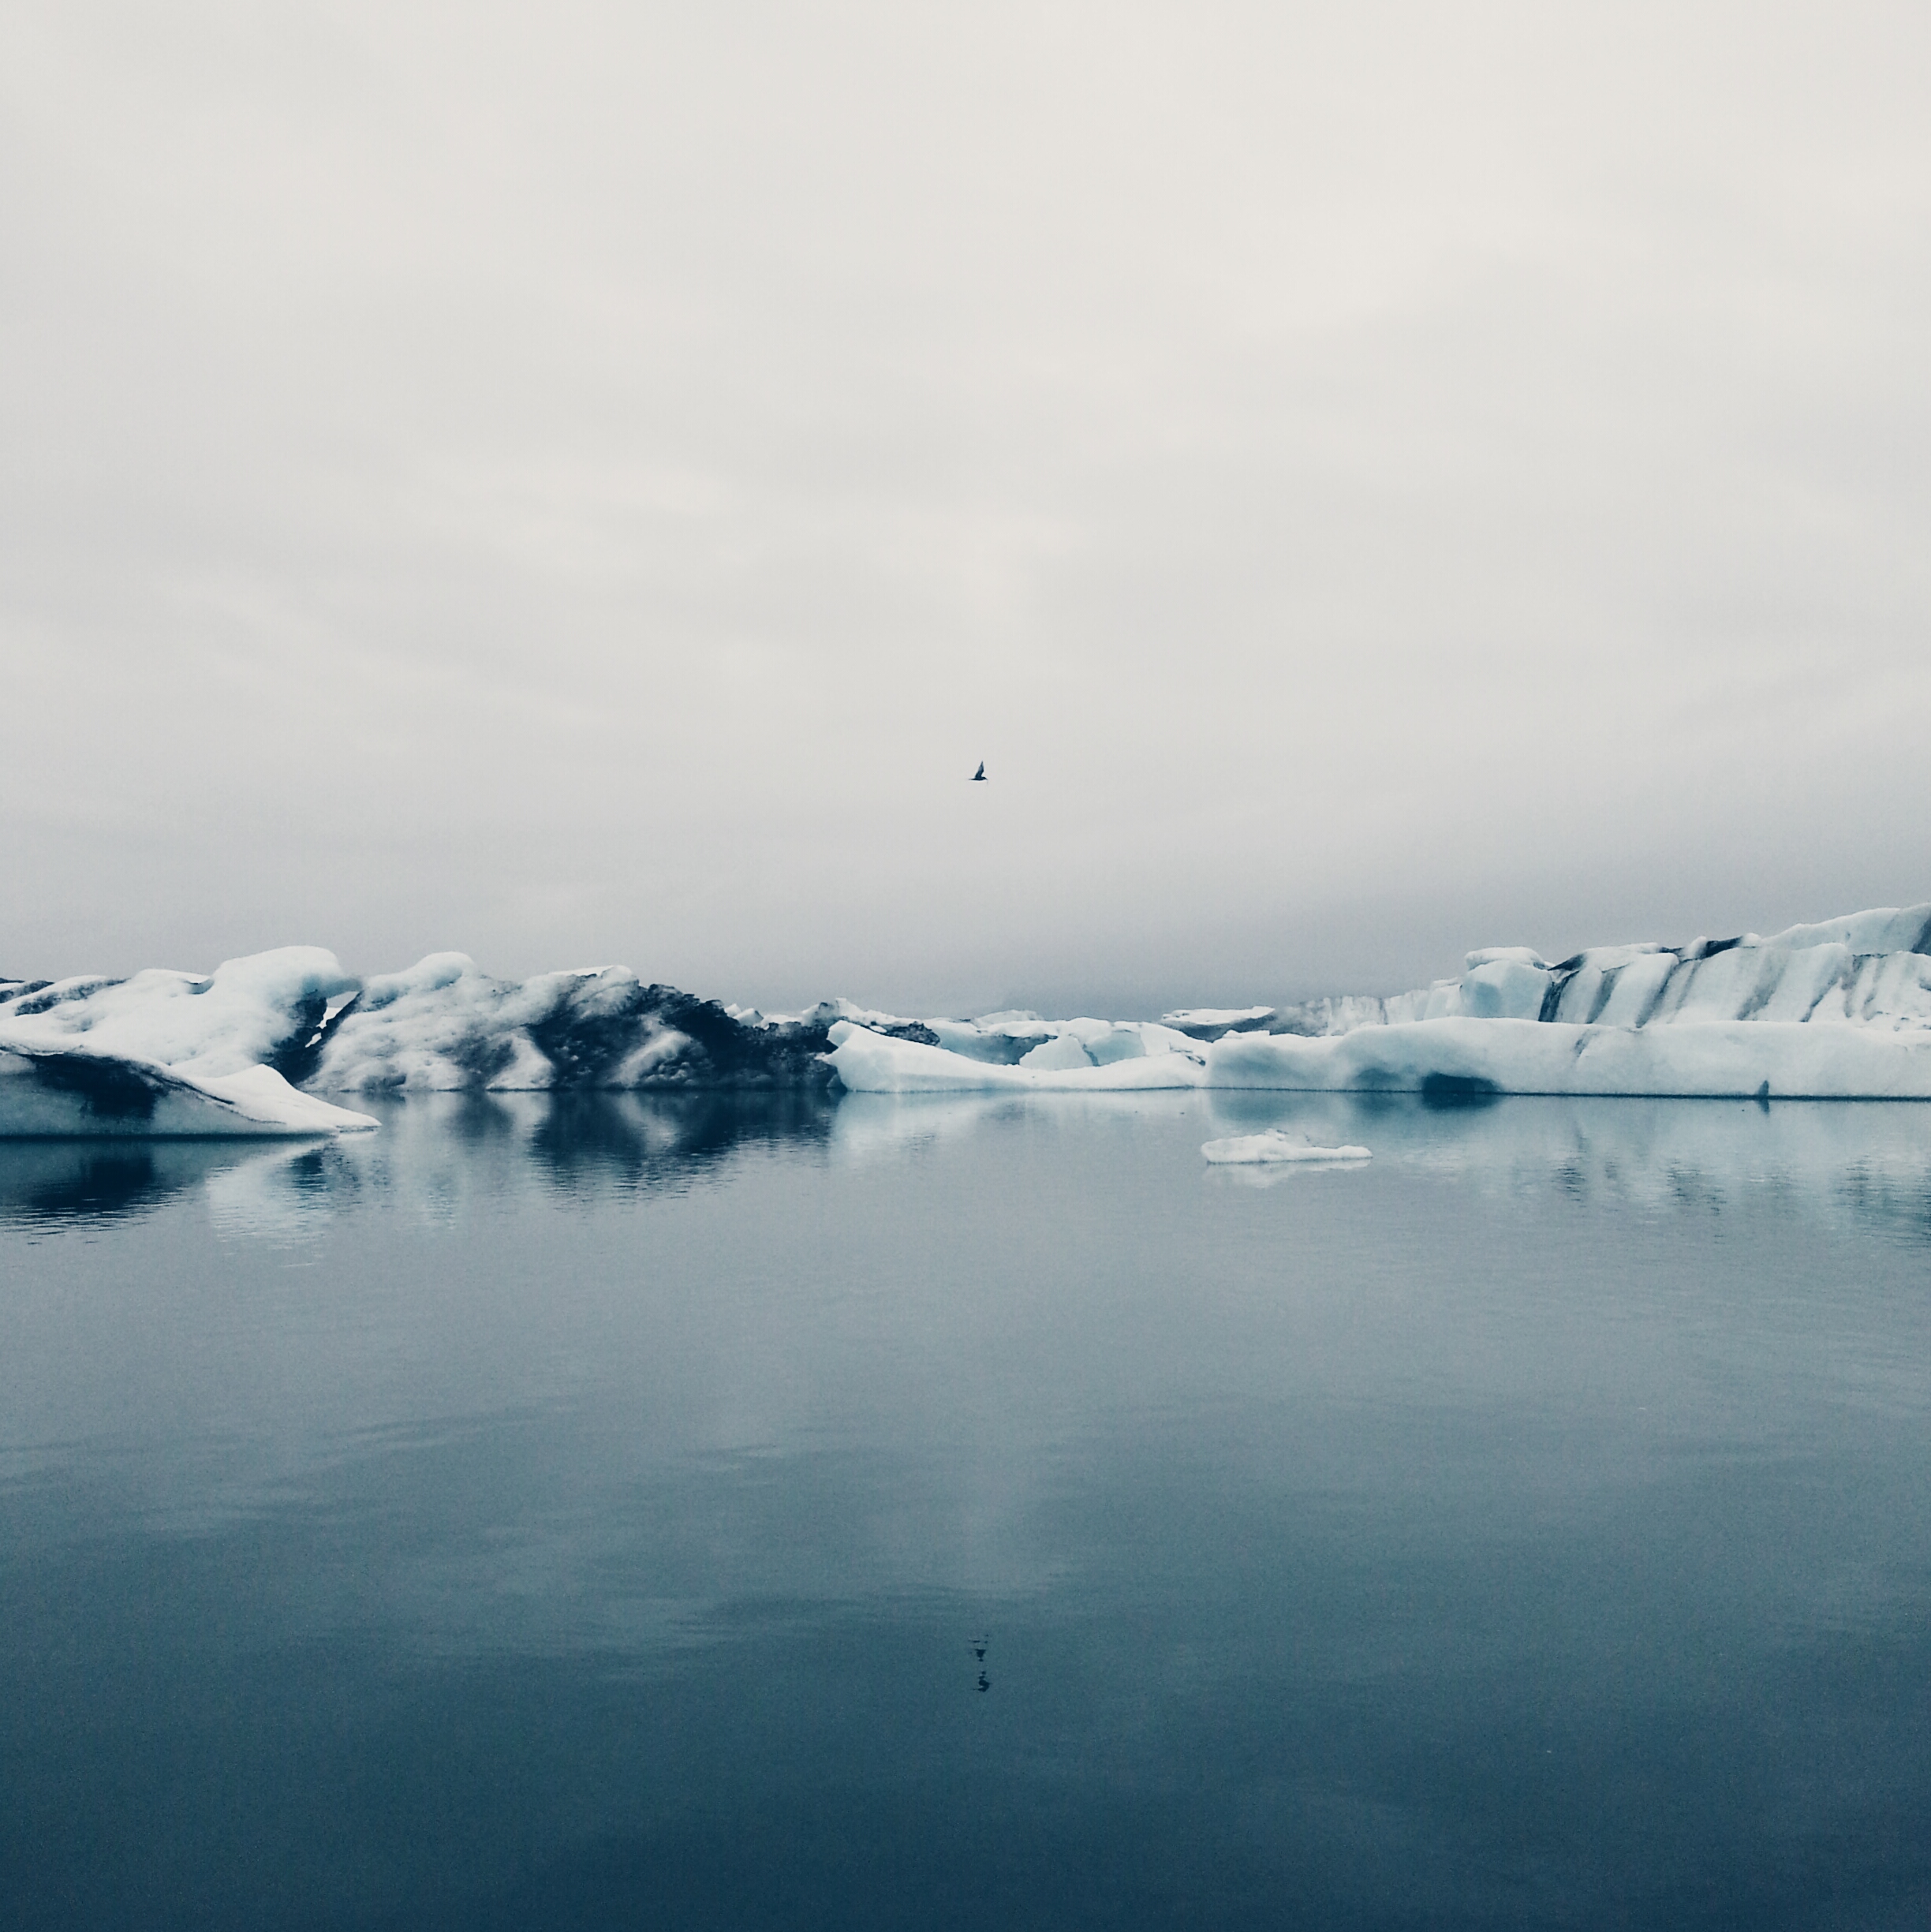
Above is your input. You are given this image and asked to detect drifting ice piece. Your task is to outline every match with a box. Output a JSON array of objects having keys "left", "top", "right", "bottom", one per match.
[
  {"left": 824, "top": 1023, "right": 1207, "bottom": 1093},
  {"left": 1201, "top": 1130, "right": 1372, "bottom": 1164}
]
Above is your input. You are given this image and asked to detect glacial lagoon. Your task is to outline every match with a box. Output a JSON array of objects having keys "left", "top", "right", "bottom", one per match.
[{"left": 4, "top": 1092, "right": 1929, "bottom": 1928}]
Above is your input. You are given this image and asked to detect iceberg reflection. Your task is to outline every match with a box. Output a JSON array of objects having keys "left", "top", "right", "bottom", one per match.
[
  {"left": 6, "top": 1091, "right": 1927, "bottom": 1250},
  {"left": 0, "top": 1138, "right": 290, "bottom": 1227}
]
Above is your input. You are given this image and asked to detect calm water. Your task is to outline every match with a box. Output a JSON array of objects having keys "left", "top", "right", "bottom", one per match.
[{"left": 3, "top": 1092, "right": 1929, "bottom": 1930}]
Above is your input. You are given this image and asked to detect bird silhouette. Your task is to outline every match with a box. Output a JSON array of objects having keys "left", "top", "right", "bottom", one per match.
[{"left": 971, "top": 761, "right": 987, "bottom": 781}]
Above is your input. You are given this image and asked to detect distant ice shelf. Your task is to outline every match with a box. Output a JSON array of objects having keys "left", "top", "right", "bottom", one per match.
[{"left": 6, "top": 900, "right": 1931, "bottom": 1135}]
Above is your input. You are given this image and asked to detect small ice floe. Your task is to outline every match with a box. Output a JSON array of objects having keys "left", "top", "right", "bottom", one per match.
[{"left": 1201, "top": 1130, "right": 1372, "bottom": 1164}]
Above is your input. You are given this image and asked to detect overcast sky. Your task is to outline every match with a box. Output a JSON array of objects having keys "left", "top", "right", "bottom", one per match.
[{"left": 3, "top": 2, "right": 1928, "bottom": 1014}]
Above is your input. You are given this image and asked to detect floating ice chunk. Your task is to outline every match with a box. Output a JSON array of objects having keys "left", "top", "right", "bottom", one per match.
[
  {"left": 826, "top": 1026, "right": 1206, "bottom": 1093},
  {"left": 1201, "top": 1130, "right": 1372, "bottom": 1164}
]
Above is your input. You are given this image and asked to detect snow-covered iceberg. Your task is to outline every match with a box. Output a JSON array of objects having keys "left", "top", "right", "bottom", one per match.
[
  {"left": 827, "top": 903, "right": 1931, "bottom": 1100},
  {"left": 8, "top": 900, "right": 1931, "bottom": 1133},
  {"left": 305, "top": 956, "right": 848, "bottom": 1093},
  {"left": 0, "top": 947, "right": 846, "bottom": 1135},
  {"left": 0, "top": 949, "right": 379, "bottom": 1137}
]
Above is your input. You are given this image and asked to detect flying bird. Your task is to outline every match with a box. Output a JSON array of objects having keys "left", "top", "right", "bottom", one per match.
[{"left": 972, "top": 761, "right": 987, "bottom": 781}]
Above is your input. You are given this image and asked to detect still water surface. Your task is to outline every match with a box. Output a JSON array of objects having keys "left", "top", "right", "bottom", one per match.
[{"left": 3, "top": 1092, "right": 1929, "bottom": 1929}]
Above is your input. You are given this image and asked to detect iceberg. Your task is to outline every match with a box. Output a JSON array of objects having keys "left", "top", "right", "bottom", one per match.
[
  {"left": 0, "top": 948, "right": 844, "bottom": 1135},
  {"left": 0, "top": 948, "right": 379, "bottom": 1137},
  {"left": 827, "top": 902, "right": 1931, "bottom": 1099},
  {"left": 822, "top": 1018, "right": 1207, "bottom": 1093},
  {"left": 7, "top": 899, "right": 1931, "bottom": 1134},
  {"left": 307, "top": 957, "right": 843, "bottom": 1093}
]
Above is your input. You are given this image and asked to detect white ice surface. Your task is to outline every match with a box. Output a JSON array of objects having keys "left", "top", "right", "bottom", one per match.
[
  {"left": 0, "top": 947, "right": 377, "bottom": 1135},
  {"left": 1200, "top": 1130, "right": 1372, "bottom": 1163},
  {"left": 825, "top": 1024, "right": 1208, "bottom": 1093},
  {"left": 316, "top": 955, "right": 858, "bottom": 1093},
  {"left": 0, "top": 947, "right": 355, "bottom": 1077},
  {"left": 314, "top": 954, "right": 592, "bottom": 1092}
]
